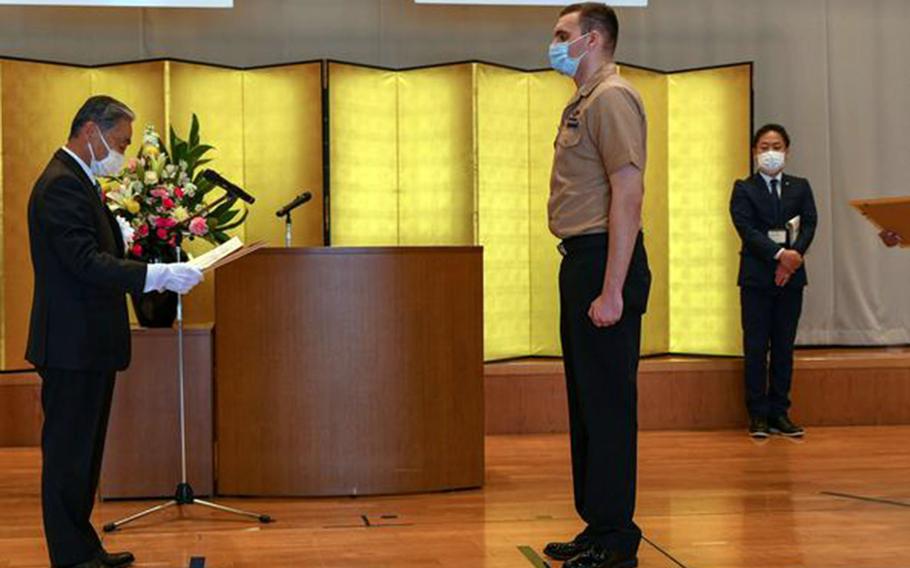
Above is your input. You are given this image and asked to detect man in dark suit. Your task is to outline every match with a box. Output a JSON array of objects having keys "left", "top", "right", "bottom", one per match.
[
  {"left": 27, "top": 96, "right": 203, "bottom": 568},
  {"left": 730, "top": 123, "right": 817, "bottom": 439}
]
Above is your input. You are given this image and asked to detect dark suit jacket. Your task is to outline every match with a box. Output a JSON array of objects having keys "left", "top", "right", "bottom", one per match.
[
  {"left": 26, "top": 149, "right": 147, "bottom": 372},
  {"left": 730, "top": 172, "right": 818, "bottom": 289}
]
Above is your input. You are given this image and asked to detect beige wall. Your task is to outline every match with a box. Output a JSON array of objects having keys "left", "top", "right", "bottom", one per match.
[{"left": 1, "top": 0, "right": 908, "bottom": 346}]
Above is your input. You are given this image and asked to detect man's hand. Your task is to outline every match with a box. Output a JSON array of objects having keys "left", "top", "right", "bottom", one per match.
[
  {"left": 775, "top": 263, "right": 792, "bottom": 287},
  {"left": 146, "top": 263, "right": 205, "bottom": 295},
  {"left": 162, "top": 264, "right": 204, "bottom": 295},
  {"left": 880, "top": 230, "right": 902, "bottom": 248},
  {"left": 588, "top": 291, "right": 623, "bottom": 328},
  {"left": 779, "top": 249, "right": 803, "bottom": 272}
]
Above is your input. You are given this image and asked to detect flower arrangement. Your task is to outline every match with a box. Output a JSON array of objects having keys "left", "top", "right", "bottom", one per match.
[{"left": 104, "top": 115, "right": 247, "bottom": 262}]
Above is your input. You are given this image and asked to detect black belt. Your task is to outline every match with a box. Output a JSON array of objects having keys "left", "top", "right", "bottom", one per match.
[{"left": 557, "top": 233, "right": 608, "bottom": 256}]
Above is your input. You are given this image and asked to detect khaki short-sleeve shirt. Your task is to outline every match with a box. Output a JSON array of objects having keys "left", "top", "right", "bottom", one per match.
[{"left": 548, "top": 63, "right": 647, "bottom": 239}]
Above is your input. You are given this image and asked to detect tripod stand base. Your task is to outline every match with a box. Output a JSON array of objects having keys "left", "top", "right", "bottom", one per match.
[{"left": 102, "top": 483, "right": 273, "bottom": 533}]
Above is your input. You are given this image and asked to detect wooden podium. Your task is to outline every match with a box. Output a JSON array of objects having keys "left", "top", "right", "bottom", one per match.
[
  {"left": 100, "top": 326, "right": 214, "bottom": 499},
  {"left": 214, "top": 247, "right": 484, "bottom": 496}
]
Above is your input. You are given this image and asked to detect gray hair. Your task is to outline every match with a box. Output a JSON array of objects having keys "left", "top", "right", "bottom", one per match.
[{"left": 68, "top": 95, "right": 135, "bottom": 139}]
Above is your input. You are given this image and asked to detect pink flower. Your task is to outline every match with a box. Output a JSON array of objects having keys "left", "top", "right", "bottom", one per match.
[
  {"left": 189, "top": 216, "right": 209, "bottom": 237},
  {"left": 155, "top": 217, "right": 177, "bottom": 229},
  {"left": 162, "top": 197, "right": 175, "bottom": 210},
  {"left": 151, "top": 188, "right": 168, "bottom": 198},
  {"left": 131, "top": 243, "right": 143, "bottom": 257},
  {"left": 174, "top": 187, "right": 185, "bottom": 199},
  {"left": 156, "top": 228, "right": 169, "bottom": 240}
]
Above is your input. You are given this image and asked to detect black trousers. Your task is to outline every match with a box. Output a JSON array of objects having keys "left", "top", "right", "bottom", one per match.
[
  {"left": 39, "top": 367, "right": 116, "bottom": 567},
  {"left": 740, "top": 286, "right": 804, "bottom": 418},
  {"left": 558, "top": 233, "right": 650, "bottom": 555}
]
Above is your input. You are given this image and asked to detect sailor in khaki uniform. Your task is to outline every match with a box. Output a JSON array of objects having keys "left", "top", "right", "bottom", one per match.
[{"left": 542, "top": 5, "right": 650, "bottom": 568}]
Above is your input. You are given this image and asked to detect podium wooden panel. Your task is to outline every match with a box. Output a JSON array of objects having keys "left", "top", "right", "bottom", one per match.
[
  {"left": 0, "top": 371, "right": 42, "bottom": 447},
  {"left": 100, "top": 326, "right": 214, "bottom": 499},
  {"left": 214, "top": 247, "right": 484, "bottom": 497}
]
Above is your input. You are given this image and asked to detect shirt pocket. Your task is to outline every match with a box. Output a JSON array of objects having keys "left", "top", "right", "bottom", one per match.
[{"left": 556, "top": 124, "right": 583, "bottom": 148}]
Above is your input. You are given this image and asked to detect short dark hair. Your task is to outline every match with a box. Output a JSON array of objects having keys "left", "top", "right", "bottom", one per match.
[
  {"left": 69, "top": 95, "right": 134, "bottom": 140},
  {"left": 752, "top": 123, "right": 791, "bottom": 149},
  {"left": 560, "top": 3, "right": 619, "bottom": 54}
]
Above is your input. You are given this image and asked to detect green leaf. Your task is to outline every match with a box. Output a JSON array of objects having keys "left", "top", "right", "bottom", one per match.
[
  {"left": 216, "top": 208, "right": 240, "bottom": 225},
  {"left": 208, "top": 196, "right": 238, "bottom": 219},
  {"left": 215, "top": 209, "right": 249, "bottom": 232},
  {"left": 187, "top": 144, "right": 214, "bottom": 165},
  {"left": 211, "top": 230, "right": 230, "bottom": 244},
  {"left": 192, "top": 158, "right": 213, "bottom": 171},
  {"left": 190, "top": 114, "right": 200, "bottom": 147}
]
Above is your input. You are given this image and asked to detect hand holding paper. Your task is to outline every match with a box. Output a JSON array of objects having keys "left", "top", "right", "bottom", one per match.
[
  {"left": 850, "top": 196, "right": 910, "bottom": 248},
  {"left": 880, "top": 230, "right": 903, "bottom": 248},
  {"left": 162, "top": 264, "right": 204, "bottom": 294},
  {"left": 145, "top": 263, "right": 204, "bottom": 294}
]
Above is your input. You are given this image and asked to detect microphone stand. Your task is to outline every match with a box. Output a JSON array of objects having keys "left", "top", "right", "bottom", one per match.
[
  {"left": 104, "top": 231, "right": 272, "bottom": 532},
  {"left": 283, "top": 212, "right": 292, "bottom": 248},
  {"left": 276, "top": 193, "right": 312, "bottom": 248}
]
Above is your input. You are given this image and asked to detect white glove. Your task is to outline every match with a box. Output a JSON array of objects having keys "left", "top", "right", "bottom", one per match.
[{"left": 144, "top": 263, "right": 204, "bottom": 295}]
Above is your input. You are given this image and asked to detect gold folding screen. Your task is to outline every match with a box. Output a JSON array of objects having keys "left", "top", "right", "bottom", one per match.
[
  {"left": 329, "top": 62, "right": 750, "bottom": 360},
  {"left": 0, "top": 59, "right": 323, "bottom": 368},
  {"left": 398, "top": 65, "right": 475, "bottom": 246},
  {"left": 2, "top": 60, "right": 93, "bottom": 370},
  {"left": 0, "top": 58, "right": 748, "bottom": 368},
  {"left": 475, "top": 65, "right": 533, "bottom": 360},
  {"left": 666, "top": 66, "right": 751, "bottom": 355},
  {"left": 329, "top": 63, "right": 475, "bottom": 247}
]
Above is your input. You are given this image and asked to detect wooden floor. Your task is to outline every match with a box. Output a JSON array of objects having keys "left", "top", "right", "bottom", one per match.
[{"left": 1, "top": 427, "right": 909, "bottom": 567}]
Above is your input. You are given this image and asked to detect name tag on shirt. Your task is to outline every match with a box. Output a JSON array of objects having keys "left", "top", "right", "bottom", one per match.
[{"left": 768, "top": 230, "right": 787, "bottom": 244}]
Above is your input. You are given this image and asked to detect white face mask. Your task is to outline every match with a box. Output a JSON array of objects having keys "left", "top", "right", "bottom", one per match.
[
  {"left": 757, "top": 150, "right": 786, "bottom": 174},
  {"left": 88, "top": 127, "right": 125, "bottom": 177}
]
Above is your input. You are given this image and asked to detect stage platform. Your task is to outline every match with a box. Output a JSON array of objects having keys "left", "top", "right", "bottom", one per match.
[
  {"left": 3, "top": 347, "right": 910, "bottom": 446},
  {"left": 0, "top": 426, "right": 907, "bottom": 567},
  {"left": 485, "top": 347, "right": 910, "bottom": 434}
]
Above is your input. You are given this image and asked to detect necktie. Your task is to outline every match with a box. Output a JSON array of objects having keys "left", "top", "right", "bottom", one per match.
[{"left": 770, "top": 179, "right": 781, "bottom": 224}]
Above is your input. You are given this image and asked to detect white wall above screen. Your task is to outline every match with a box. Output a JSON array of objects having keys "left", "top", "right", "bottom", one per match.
[
  {"left": 416, "top": 0, "right": 646, "bottom": 5},
  {"left": 0, "top": 0, "right": 231, "bottom": 6}
]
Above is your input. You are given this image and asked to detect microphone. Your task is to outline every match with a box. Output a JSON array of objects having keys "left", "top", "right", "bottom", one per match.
[
  {"left": 200, "top": 169, "right": 256, "bottom": 204},
  {"left": 275, "top": 192, "right": 313, "bottom": 217}
]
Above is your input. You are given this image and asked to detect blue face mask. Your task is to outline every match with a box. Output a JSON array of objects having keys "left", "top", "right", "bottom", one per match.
[{"left": 549, "top": 33, "right": 590, "bottom": 77}]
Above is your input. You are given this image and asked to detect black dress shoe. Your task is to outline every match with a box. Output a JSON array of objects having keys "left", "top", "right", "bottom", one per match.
[
  {"left": 749, "top": 416, "right": 770, "bottom": 438},
  {"left": 769, "top": 414, "right": 805, "bottom": 437},
  {"left": 543, "top": 538, "right": 591, "bottom": 561},
  {"left": 97, "top": 549, "right": 135, "bottom": 567},
  {"left": 564, "top": 545, "right": 638, "bottom": 568}
]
